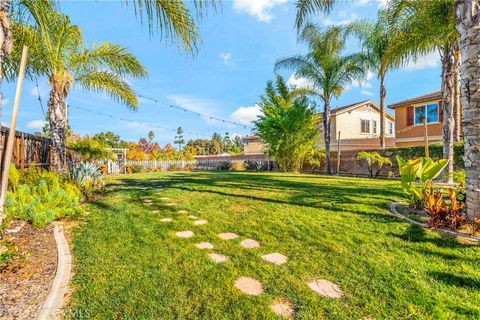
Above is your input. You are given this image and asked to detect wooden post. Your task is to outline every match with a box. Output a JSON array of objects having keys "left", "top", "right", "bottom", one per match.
[
  {"left": 0, "top": 46, "right": 28, "bottom": 222},
  {"left": 336, "top": 131, "right": 341, "bottom": 175},
  {"left": 423, "top": 119, "right": 430, "bottom": 158}
]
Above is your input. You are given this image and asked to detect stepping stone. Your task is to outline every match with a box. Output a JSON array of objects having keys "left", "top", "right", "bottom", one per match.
[
  {"left": 188, "top": 215, "right": 198, "bottom": 219},
  {"left": 262, "top": 253, "right": 287, "bottom": 265},
  {"left": 208, "top": 253, "right": 230, "bottom": 263},
  {"left": 144, "top": 199, "right": 153, "bottom": 202},
  {"left": 194, "top": 219, "right": 208, "bottom": 225},
  {"left": 218, "top": 233, "right": 239, "bottom": 240},
  {"left": 165, "top": 203, "right": 177, "bottom": 206},
  {"left": 196, "top": 242, "right": 214, "bottom": 249},
  {"left": 152, "top": 210, "right": 160, "bottom": 213},
  {"left": 308, "top": 279, "right": 342, "bottom": 298},
  {"left": 240, "top": 239, "right": 260, "bottom": 249},
  {"left": 234, "top": 277, "right": 263, "bottom": 296},
  {"left": 175, "top": 231, "right": 194, "bottom": 238},
  {"left": 178, "top": 210, "right": 188, "bottom": 214},
  {"left": 159, "top": 197, "right": 170, "bottom": 201},
  {"left": 160, "top": 218, "right": 173, "bottom": 222},
  {"left": 271, "top": 299, "right": 294, "bottom": 319}
]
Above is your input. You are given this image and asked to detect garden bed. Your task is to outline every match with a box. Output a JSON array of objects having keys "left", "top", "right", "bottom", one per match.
[
  {"left": 0, "top": 220, "right": 57, "bottom": 319},
  {"left": 390, "top": 202, "right": 480, "bottom": 244}
]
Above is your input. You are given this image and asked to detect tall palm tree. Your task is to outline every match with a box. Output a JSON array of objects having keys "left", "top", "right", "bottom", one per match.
[
  {"left": 295, "top": 0, "right": 335, "bottom": 29},
  {"left": 10, "top": 7, "right": 147, "bottom": 172},
  {"left": 455, "top": 0, "right": 480, "bottom": 221},
  {"left": 386, "top": 0, "right": 459, "bottom": 183},
  {"left": 275, "top": 24, "right": 366, "bottom": 174},
  {"left": 347, "top": 13, "right": 402, "bottom": 150}
]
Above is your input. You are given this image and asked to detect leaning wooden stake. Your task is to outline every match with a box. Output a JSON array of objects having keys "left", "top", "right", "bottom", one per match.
[
  {"left": 336, "top": 131, "right": 341, "bottom": 175},
  {"left": 423, "top": 118, "right": 430, "bottom": 158},
  {"left": 0, "top": 46, "right": 28, "bottom": 224}
]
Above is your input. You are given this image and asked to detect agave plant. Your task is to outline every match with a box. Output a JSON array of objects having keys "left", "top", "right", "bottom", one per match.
[{"left": 71, "top": 162, "right": 102, "bottom": 186}]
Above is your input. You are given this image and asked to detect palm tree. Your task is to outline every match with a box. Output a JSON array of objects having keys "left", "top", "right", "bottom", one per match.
[
  {"left": 386, "top": 0, "right": 458, "bottom": 183},
  {"left": 347, "top": 13, "right": 402, "bottom": 150},
  {"left": 295, "top": 0, "right": 335, "bottom": 29},
  {"left": 455, "top": 0, "right": 480, "bottom": 221},
  {"left": 275, "top": 24, "right": 366, "bottom": 174},
  {"left": 10, "top": 7, "right": 147, "bottom": 172}
]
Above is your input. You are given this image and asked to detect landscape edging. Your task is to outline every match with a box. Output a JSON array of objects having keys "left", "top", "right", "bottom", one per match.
[
  {"left": 37, "top": 224, "right": 72, "bottom": 320},
  {"left": 389, "top": 202, "right": 480, "bottom": 243}
]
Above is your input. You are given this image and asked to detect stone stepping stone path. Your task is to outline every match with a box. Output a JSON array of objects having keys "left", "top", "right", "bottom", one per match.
[
  {"left": 270, "top": 299, "right": 294, "bottom": 319},
  {"left": 240, "top": 239, "right": 260, "bottom": 249},
  {"left": 144, "top": 199, "right": 153, "bottom": 204},
  {"left": 188, "top": 215, "right": 198, "bottom": 219},
  {"left": 165, "top": 203, "right": 177, "bottom": 206},
  {"left": 218, "top": 233, "right": 239, "bottom": 240},
  {"left": 175, "top": 231, "right": 194, "bottom": 238},
  {"left": 261, "top": 253, "right": 287, "bottom": 265},
  {"left": 235, "top": 277, "right": 263, "bottom": 296},
  {"left": 178, "top": 210, "right": 188, "bottom": 214},
  {"left": 159, "top": 197, "right": 170, "bottom": 201},
  {"left": 160, "top": 218, "right": 173, "bottom": 222},
  {"left": 209, "top": 253, "right": 230, "bottom": 264},
  {"left": 196, "top": 242, "right": 214, "bottom": 250},
  {"left": 152, "top": 210, "right": 160, "bottom": 213},
  {"left": 308, "top": 279, "right": 342, "bottom": 298},
  {"left": 193, "top": 219, "right": 208, "bottom": 225}
]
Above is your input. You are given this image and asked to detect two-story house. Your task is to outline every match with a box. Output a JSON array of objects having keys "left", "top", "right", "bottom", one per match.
[
  {"left": 388, "top": 91, "right": 443, "bottom": 147},
  {"left": 243, "top": 100, "right": 395, "bottom": 154}
]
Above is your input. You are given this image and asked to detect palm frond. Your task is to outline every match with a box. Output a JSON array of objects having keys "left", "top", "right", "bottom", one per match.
[
  {"left": 75, "top": 71, "right": 138, "bottom": 109},
  {"left": 295, "top": 0, "right": 335, "bottom": 29}
]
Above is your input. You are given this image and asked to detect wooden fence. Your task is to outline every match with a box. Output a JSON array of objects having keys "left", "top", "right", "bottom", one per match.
[{"left": 0, "top": 126, "right": 50, "bottom": 170}]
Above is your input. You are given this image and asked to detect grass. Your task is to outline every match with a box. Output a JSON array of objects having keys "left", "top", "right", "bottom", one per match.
[{"left": 67, "top": 172, "right": 480, "bottom": 319}]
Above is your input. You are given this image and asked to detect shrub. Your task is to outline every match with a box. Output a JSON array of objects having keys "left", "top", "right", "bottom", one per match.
[
  {"left": 230, "top": 162, "right": 247, "bottom": 171},
  {"left": 168, "top": 164, "right": 180, "bottom": 171},
  {"left": 217, "top": 161, "right": 231, "bottom": 170},
  {"left": 356, "top": 151, "right": 392, "bottom": 178},
  {"left": 389, "top": 142, "right": 464, "bottom": 168},
  {"left": 127, "top": 164, "right": 143, "bottom": 173},
  {"left": 424, "top": 186, "right": 466, "bottom": 229},
  {"left": 68, "top": 137, "right": 115, "bottom": 161},
  {"left": 6, "top": 169, "right": 82, "bottom": 227},
  {"left": 71, "top": 162, "right": 105, "bottom": 197}
]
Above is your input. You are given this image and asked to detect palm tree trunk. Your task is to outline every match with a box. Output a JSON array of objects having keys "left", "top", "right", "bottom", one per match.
[
  {"left": 0, "top": 0, "right": 12, "bottom": 133},
  {"left": 456, "top": 0, "right": 480, "bottom": 221},
  {"left": 441, "top": 46, "right": 455, "bottom": 184},
  {"left": 454, "top": 39, "right": 462, "bottom": 142},
  {"left": 48, "top": 88, "right": 68, "bottom": 173},
  {"left": 324, "top": 97, "right": 331, "bottom": 175},
  {"left": 379, "top": 75, "right": 386, "bottom": 149}
]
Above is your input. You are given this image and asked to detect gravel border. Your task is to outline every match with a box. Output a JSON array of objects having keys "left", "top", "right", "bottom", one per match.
[
  {"left": 37, "top": 224, "right": 72, "bottom": 320},
  {"left": 390, "top": 202, "right": 480, "bottom": 243}
]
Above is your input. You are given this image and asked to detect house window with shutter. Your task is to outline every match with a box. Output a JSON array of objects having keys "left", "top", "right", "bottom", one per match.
[
  {"left": 407, "top": 106, "right": 414, "bottom": 126},
  {"left": 414, "top": 103, "right": 439, "bottom": 125},
  {"left": 372, "top": 120, "right": 377, "bottom": 134},
  {"left": 361, "top": 119, "right": 370, "bottom": 133}
]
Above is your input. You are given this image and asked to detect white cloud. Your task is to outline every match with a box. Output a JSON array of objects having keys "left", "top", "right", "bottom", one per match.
[
  {"left": 404, "top": 51, "right": 440, "bottom": 71},
  {"left": 233, "top": 0, "right": 288, "bottom": 22},
  {"left": 352, "top": 0, "right": 389, "bottom": 7},
  {"left": 1, "top": 98, "right": 9, "bottom": 106},
  {"left": 219, "top": 52, "right": 232, "bottom": 66},
  {"left": 30, "top": 85, "right": 48, "bottom": 99},
  {"left": 286, "top": 74, "right": 314, "bottom": 89},
  {"left": 322, "top": 12, "right": 357, "bottom": 26},
  {"left": 345, "top": 71, "right": 374, "bottom": 91},
  {"left": 361, "top": 90, "right": 374, "bottom": 97},
  {"left": 230, "top": 104, "right": 262, "bottom": 125},
  {"left": 167, "top": 94, "right": 219, "bottom": 114},
  {"left": 26, "top": 119, "right": 46, "bottom": 130}
]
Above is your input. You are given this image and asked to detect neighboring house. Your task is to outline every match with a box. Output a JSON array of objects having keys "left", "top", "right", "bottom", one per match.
[
  {"left": 388, "top": 91, "right": 444, "bottom": 147},
  {"left": 242, "top": 135, "right": 267, "bottom": 155},
  {"left": 322, "top": 100, "right": 396, "bottom": 151}
]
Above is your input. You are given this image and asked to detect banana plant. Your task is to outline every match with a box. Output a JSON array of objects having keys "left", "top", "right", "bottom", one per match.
[{"left": 396, "top": 156, "right": 449, "bottom": 208}]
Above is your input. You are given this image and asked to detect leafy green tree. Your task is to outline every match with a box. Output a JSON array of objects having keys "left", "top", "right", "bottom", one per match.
[
  {"left": 174, "top": 127, "right": 185, "bottom": 150},
  {"left": 275, "top": 24, "right": 367, "bottom": 174},
  {"left": 230, "top": 135, "right": 244, "bottom": 155},
  {"left": 148, "top": 130, "right": 155, "bottom": 143},
  {"left": 295, "top": 0, "right": 335, "bottom": 29},
  {"left": 10, "top": 7, "right": 147, "bottom": 172},
  {"left": 93, "top": 131, "right": 126, "bottom": 148},
  {"left": 254, "top": 75, "right": 320, "bottom": 172}
]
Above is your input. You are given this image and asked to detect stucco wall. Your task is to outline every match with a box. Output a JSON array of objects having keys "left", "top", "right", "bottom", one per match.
[{"left": 334, "top": 106, "right": 395, "bottom": 140}]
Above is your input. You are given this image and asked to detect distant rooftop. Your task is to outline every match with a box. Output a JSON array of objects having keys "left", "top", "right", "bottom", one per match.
[{"left": 388, "top": 91, "right": 442, "bottom": 109}]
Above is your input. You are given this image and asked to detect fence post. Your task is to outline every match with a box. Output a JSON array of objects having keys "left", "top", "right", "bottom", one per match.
[{"left": 336, "top": 131, "right": 341, "bottom": 175}]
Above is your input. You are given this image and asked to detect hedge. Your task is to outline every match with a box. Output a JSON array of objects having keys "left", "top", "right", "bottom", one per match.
[{"left": 386, "top": 142, "right": 464, "bottom": 168}]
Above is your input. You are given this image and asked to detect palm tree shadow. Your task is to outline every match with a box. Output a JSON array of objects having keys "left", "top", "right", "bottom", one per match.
[{"left": 428, "top": 271, "right": 480, "bottom": 290}]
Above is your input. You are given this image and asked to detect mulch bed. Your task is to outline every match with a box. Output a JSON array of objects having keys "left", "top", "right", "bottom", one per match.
[{"left": 0, "top": 220, "right": 57, "bottom": 320}]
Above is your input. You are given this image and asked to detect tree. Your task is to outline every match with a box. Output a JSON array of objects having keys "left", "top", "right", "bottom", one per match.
[
  {"left": 254, "top": 75, "right": 320, "bottom": 172},
  {"left": 386, "top": 0, "right": 459, "bottom": 183},
  {"left": 295, "top": 0, "right": 335, "bottom": 29},
  {"left": 275, "top": 24, "right": 367, "bottom": 174},
  {"left": 455, "top": 0, "right": 480, "bottom": 221},
  {"left": 92, "top": 131, "right": 126, "bottom": 148},
  {"left": 174, "top": 127, "right": 185, "bottom": 150},
  {"left": 148, "top": 130, "right": 155, "bottom": 143},
  {"left": 11, "top": 7, "right": 147, "bottom": 172},
  {"left": 347, "top": 12, "right": 403, "bottom": 149}
]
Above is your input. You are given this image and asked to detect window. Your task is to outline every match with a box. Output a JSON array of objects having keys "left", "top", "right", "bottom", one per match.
[
  {"left": 388, "top": 121, "right": 394, "bottom": 135},
  {"left": 414, "top": 103, "right": 439, "bottom": 125},
  {"left": 361, "top": 119, "right": 370, "bottom": 134},
  {"left": 372, "top": 120, "right": 377, "bottom": 134}
]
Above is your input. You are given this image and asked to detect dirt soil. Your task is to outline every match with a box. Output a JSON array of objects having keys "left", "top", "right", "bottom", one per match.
[{"left": 0, "top": 220, "right": 57, "bottom": 320}]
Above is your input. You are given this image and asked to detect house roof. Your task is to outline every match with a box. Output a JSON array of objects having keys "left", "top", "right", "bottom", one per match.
[
  {"left": 388, "top": 91, "right": 442, "bottom": 109},
  {"left": 242, "top": 135, "right": 261, "bottom": 140},
  {"left": 328, "top": 99, "right": 395, "bottom": 120}
]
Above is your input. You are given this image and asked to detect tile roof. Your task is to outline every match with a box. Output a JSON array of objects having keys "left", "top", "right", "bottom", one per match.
[{"left": 388, "top": 91, "right": 442, "bottom": 109}]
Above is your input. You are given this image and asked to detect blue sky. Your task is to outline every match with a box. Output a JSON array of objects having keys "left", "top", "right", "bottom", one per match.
[{"left": 2, "top": 0, "right": 441, "bottom": 146}]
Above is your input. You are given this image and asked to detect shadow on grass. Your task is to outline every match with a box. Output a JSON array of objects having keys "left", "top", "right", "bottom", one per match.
[{"left": 429, "top": 271, "right": 480, "bottom": 290}]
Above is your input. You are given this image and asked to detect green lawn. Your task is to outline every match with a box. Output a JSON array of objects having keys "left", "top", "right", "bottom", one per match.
[{"left": 68, "top": 172, "right": 480, "bottom": 319}]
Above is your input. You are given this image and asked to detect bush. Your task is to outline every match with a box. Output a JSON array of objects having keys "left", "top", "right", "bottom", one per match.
[
  {"left": 71, "top": 162, "right": 105, "bottom": 198},
  {"left": 230, "top": 161, "right": 247, "bottom": 171},
  {"left": 356, "top": 151, "right": 392, "bottom": 178},
  {"left": 389, "top": 142, "right": 464, "bottom": 168},
  {"left": 127, "top": 164, "right": 143, "bottom": 173},
  {"left": 168, "top": 164, "right": 180, "bottom": 171},
  {"left": 6, "top": 167, "right": 82, "bottom": 227}
]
